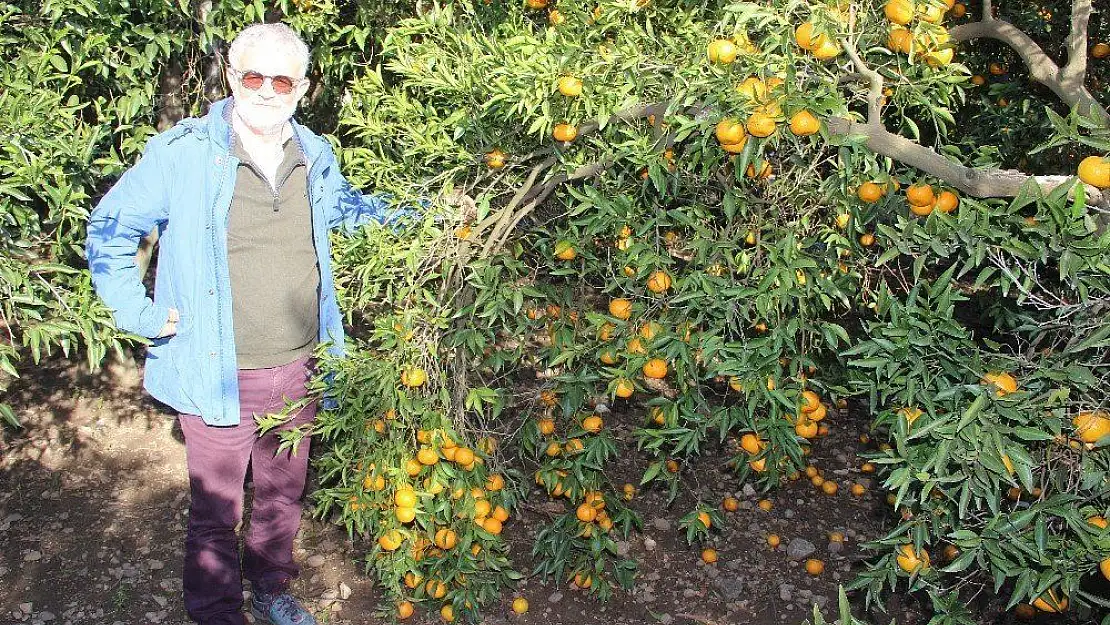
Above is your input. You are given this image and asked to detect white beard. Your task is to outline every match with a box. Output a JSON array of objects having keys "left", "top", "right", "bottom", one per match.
[{"left": 234, "top": 98, "right": 296, "bottom": 136}]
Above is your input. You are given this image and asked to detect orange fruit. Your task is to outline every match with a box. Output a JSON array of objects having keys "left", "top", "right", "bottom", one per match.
[
  {"left": 398, "top": 601, "right": 415, "bottom": 620},
  {"left": 888, "top": 26, "right": 913, "bottom": 53},
  {"left": 951, "top": 2, "right": 966, "bottom": 18},
  {"left": 857, "top": 182, "right": 885, "bottom": 203},
  {"left": 1087, "top": 515, "right": 1109, "bottom": 529},
  {"left": 666, "top": 459, "right": 680, "bottom": 473},
  {"left": 626, "top": 337, "right": 646, "bottom": 355},
  {"left": 746, "top": 162, "right": 773, "bottom": 179},
  {"left": 811, "top": 38, "right": 841, "bottom": 61},
  {"left": 884, "top": 0, "right": 914, "bottom": 25},
  {"left": 378, "top": 530, "right": 403, "bottom": 551},
  {"left": 512, "top": 597, "right": 529, "bottom": 614},
  {"left": 552, "top": 123, "right": 578, "bottom": 142},
  {"left": 767, "top": 534, "right": 781, "bottom": 548},
  {"left": 609, "top": 298, "right": 633, "bottom": 320},
  {"left": 573, "top": 572, "right": 592, "bottom": 589},
  {"left": 722, "top": 497, "right": 739, "bottom": 512},
  {"left": 697, "top": 511, "right": 712, "bottom": 528},
  {"left": 434, "top": 528, "right": 458, "bottom": 549},
  {"left": 556, "top": 76, "right": 583, "bottom": 97},
  {"left": 646, "top": 270, "right": 672, "bottom": 293},
  {"left": 981, "top": 371, "right": 1018, "bottom": 396},
  {"left": 615, "top": 378, "right": 635, "bottom": 398},
  {"left": 483, "top": 517, "right": 504, "bottom": 534},
  {"left": 1073, "top": 410, "right": 1110, "bottom": 443},
  {"left": 943, "top": 544, "right": 959, "bottom": 562},
  {"left": 805, "top": 559, "right": 825, "bottom": 575},
  {"left": 971, "top": 74, "right": 986, "bottom": 85},
  {"left": 1101, "top": 557, "right": 1110, "bottom": 581},
  {"left": 1093, "top": 43, "right": 1110, "bottom": 59},
  {"left": 749, "top": 457, "right": 767, "bottom": 472},
  {"left": 746, "top": 112, "right": 777, "bottom": 138},
  {"left": 582, "top": 414, "right": 604, "bottom": 433},
  {"left": 1014, "top": 604, "right": 1036, "bottom": 620},
  {"left": 800, "top": 390, "right": 821, "bottom": 413},
  {"left": 395, "top": 488, "right": 418, "bottom": 508},
  {"left": 1078, "top": 156, "right": 1110, "bottom": 188},
  {"left": 701, "top": 548, "right": 718, "bottom": 563},
  {"left": 440, "top": 604, "right": 455, "bottom": 622},
  {"left": 795, "top": 419, "right": 818, "bottom": 439},
  {"left": 538, "top": 417, "right": 555, "bottom": 435},
  {"left": 715, "top": 118, "right": 746, "bottom": 145},
  {"left": 401, "top": 367, "right": 428, "bottom": 388},
  {"left": 895, "top": 544, "right": 931, "bottom": 574},
  {"left": 642, "top": 358, "right": 668, "bottom": 379},
  {"left": 821, "top": 480, "right": 839, "bottom": 495},
  {"left": 934, "top": 190, "right": 959, "bottom": 213},
  {"left": 851, "top": 483, "right": 866, "bottom": 496},
  {"left": 426, "top": 579, "right": 447, "bottom": 599},
  {"left": 493, "top": 505, "right": 510, "bottom": 522},
  {"left": 740, "top": 433, "right": 765, "bottom": 455},
  {"left": 417, "top": 447, "right": 439, "bottom": 466},
  {"left": 906, "top": 183, "right": 935, "bottom": 207},
  {"left": 707, "top": 39, "right": 738, "bottom": 64},
  {"left": 484, "top": 149, "right": 506, "bottom": 169},
  {"left": 453, "top": 447, "right": 475, "bottom": 466},
  {"left": 524, "top": 0, "right": 547, "bottom": 8},
  {"left": 794, "top": 22, "right": 823, "bottom": 50},
  {"left": 757, "top": 499, "right": 773, "bottom": 511},
  {"left": 1031, "top": 589, "right": 1067, "bottom": 612},
  {"left": 989, "top": 62, "right": 1007, "bottom": 75},
  {"left": 554, "top": 240, "right": 577, "bottom": 260}
]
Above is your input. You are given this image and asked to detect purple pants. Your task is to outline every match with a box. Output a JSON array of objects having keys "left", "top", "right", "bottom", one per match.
[{"left": 177, "top": 354, "right": 318, "bottom": 625}]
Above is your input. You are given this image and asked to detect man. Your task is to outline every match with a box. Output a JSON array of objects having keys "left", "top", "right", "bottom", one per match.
[{"left": 86, "top": 23, "right": 418, "bottom": 625}]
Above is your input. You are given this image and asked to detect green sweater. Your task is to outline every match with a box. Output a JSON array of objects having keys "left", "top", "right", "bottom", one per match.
[{"left": 226, "top": 129, "right": 320, "bottom": 369}]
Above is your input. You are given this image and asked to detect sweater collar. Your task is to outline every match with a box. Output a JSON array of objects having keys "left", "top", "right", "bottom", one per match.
[{"left": 208, "top": 97, "right": 323, "bottom": 167}]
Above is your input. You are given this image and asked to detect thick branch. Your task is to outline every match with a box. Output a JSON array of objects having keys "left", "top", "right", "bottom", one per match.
[
  {"left": 842, "top": 39, "right": 883, "bottom": 123},
  {"left": 825, "top": 117, "right": 1108, "bottom": 207},
  {"left": 951, "top": 5, "right": 1107, "bottom": 122},
  {"left": 1062, "top": 0, "right": 1093, "bottom": 81}
]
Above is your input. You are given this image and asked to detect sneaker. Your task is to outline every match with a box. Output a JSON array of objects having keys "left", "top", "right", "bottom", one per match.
[{"left": 250, "top": 590, "right": 317, "bottom": 625}]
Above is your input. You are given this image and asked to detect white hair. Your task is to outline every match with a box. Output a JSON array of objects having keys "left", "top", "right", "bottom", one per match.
[{"left": 228, "top": 23, "right": 310, "bottom": 77}]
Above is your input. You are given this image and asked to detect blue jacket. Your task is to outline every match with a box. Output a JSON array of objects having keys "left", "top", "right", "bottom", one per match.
[{"left": 86, "top": 97, "right": 405, "bottom": 426}]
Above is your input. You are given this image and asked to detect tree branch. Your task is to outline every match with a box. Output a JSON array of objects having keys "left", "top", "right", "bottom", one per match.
[
  {"left": 1061, "top": 0, "right": 1093, "bottom": 82},
  {"left": 825, "top": 116, "right": 1108, "bottom": 207},
  {"left": 950, "top": 1, "right": 1107, "bottom": 121},
  {"left": 841, "top": 38, "right": 883, "bottom": 123}
]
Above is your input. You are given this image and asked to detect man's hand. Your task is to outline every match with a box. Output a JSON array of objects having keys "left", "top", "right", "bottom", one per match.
[
  {"left": 156, "top": 308, "right": 179, "bottom": 338},
  {"left": 440, "top": 187, "right": 478, "bottom": 222}
]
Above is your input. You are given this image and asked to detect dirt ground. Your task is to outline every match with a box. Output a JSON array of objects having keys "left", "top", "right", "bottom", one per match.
[{"left": 0, "top": 354, "right": 1091, "bottom": 625}]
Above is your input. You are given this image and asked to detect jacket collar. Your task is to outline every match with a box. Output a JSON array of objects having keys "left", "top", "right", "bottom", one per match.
[{"left": 206, "top": 97, "right": 327, "bottom": 171}]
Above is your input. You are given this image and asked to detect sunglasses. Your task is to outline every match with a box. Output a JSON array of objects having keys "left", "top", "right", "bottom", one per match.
[{"left": 229, "top": 67, "right": 304, "bottom": 95}]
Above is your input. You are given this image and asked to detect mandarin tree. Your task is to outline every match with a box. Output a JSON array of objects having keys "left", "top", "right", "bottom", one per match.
[{"left": 310, "top": 0, "right": 1110, "bottom": 621}]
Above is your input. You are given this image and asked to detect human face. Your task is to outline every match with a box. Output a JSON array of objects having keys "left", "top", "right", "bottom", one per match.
[{"left": 226, "top": 45, "right": 310, "bottom": 136}]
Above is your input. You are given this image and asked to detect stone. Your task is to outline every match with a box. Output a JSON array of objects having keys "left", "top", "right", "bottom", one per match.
[
  {"left": 787, "top": 538, "right": 816, "bottom": 561},
  {"left": 339, "top": 582, "right": 352, "bottom": 600},
  {"left": 713, "top": 577, "right": 745, "bottom": 601},
  {"left": 616, "top": 541, "right": 631, "bottom": 556},
  {"left": 779, "top": 583, "right": 793, "bottom": 602},
  {"left": 148, "top": 559, "right": 164, "bottom": 570},
  {"left": 547, "top": 592, "right": 563, "bottom": 604},
  {"left": 24, "top": 550, "right": 42, "bottom": 562},
  {"left": 306, "top": 554, "right": 326, "bottom": 568},
  {"left": 643, "top": 537, "right": 657, "bottom": 551},
  {"left": 651, "top": 518, "right": 671, "bottom": 531},
  {"left": 742, "top": 484, "right": 757, "bottom": 497}
]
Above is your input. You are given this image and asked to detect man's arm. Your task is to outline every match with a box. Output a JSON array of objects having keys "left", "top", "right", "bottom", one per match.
[
  {"left": 319, "top": 147, "right": 426, "bottom": 234},
  {"left": 85, "top": 145, "right": 175, "bottom": 339}
]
